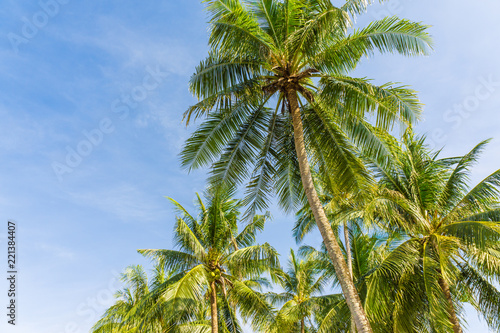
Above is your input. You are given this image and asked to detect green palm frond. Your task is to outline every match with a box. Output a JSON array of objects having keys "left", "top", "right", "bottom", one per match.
[
  {"left": 443, "top": 220, "right": 500, "bottom": 251},
  {"left": 273, "top": 117, "right": 306, "bottom": 213},
  {"left": 235, "top": 212, "right": 268, "bottom": 247},
  {"left": 318, "top": 76, "right": 422, "bottom": 129},
  {"left": 341, "top": 0, "right": 371, "bottom": 16},
  {"left": 229, "top": 280, "right": 276, "bottom": 331},
  {"left": 218, "top": 295, "right": 243, "bottom": 333},
  {"left": 464, "top": 244, "right": 500, "bottom": 279},
  {"left": 293, "top": 203, "right": 316, "bottom": 243},
  {"left": 421, "top": 239, "right": 454, "bottom": 331},
  {"left": 163, "top": 264, "right": 209, "bottom": 304},
  {"left": 226, "top": 243, "right": 280, "bottom": 277},
  {"left": 190, "top": 51, "right": 264, "bottom": 100},
  {"left": 438, "top": 140, "right": 490, "bottom": 211},
  {"left": 205, "top": 0, "right": 277, "bottom": 55},
  {"left": 208, "top": 100, "right": 273, "bottom": 187},
  {"left": 174, "top": 217, "right": 207, "bottom": 259},
  {"left": 445, "top": 169, "right": 500, "bottom": 223},
  {"left": 181, "top": 98, "right": 259, "bottom": 171},
  {"left": 173, "top": 322, "right": 212, "bottom": 333},
  {"left": 312, "top": 16, "right": 431, "bottom": 75},
  {"left": 459, "top": 262, "right": 500, "bottom": 331},
  {"left": 289, "top": 1, "right": 351, "bottom": 55},
  {"left": 138, "top": 249, "right": 200, "bottom": 272},
  {"left": 302, "top": 102, "right": 369, "bottom": 191},
  {"left": 317, "top": 296, "right": 350, "bottom": 333}
]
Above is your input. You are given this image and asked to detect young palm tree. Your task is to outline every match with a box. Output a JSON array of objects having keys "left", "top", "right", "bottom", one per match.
[
  {"left": 266, "top": 249, "right": 336, "bottom": 333},
  {"left": 139, "top": 189, "right": 279, "bottom": 333},
  {"left": 181, "top": 2, "right": 432, "bottom": 331},
  {"left": 91, "top": 265, "right": 211, "bottom": 333},
  {"left": 344, "top": 134, "right": 500, "bottom": 332},
  {"left": 92, "top": 265, "right": 151, "bottom": 333}
]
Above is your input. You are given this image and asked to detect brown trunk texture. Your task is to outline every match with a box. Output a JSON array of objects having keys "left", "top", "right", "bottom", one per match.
[
  {"left": 210, "top": 280, "right": 218, "bottom": 333},
  {"left": 439, "top": 276, "right": 462, "bottom": 333}
]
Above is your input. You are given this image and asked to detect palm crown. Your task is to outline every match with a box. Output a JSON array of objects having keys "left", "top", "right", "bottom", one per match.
[
  {"left": 182, "top": 0, "right": 431, "bottom": 212},
  {"left": 139, "top": 190, "right": 279, "bottom": 333},
  {"left": 267, "top": 249, "right": 334, "bottom": 333}
]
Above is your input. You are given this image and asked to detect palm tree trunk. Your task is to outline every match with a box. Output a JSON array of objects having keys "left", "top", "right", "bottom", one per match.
[
  {"left": 343, "top": 221, "right": 356, "bottom": 333},
  {"left": 344, "top": 221, "right": 354, "bottom": 281},
  {"left": 438, "top": 276, "right": 462, "bottom": 333},
  {"left": 287, "top": 90, "right": 372, "bottom": 333},
  {"left": 301, "top": 318, "right": 305, "bottom": 333},
  {"left": 210, "top": 280, "right": 218, "bottom": 333}
]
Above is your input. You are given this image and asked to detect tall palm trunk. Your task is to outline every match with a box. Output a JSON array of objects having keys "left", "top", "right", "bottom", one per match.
[
  {"left": 438, "top": 276, "right": 462, "bottom": 333},
  {"left": 287, "top": 90, "right": 372, "bottom": 333},
  {"left": 344, "top": 221, "right": 356, "bottom": 333},
  {"left": 210, "top": 280, "right": 218, "bottom": 333},
  {"left": 301, "top": 318, "right": 305, "bottom": 333}
]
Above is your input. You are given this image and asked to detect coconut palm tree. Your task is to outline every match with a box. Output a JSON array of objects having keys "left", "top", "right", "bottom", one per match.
[
  {"left": 138, "top": 189, "right": 279, "bottom": 333},
  {"left": 265, "top": 249, "right": 336, "bottom": 333},
  {"left": 91, "top": 264, "right": 211, "bottom": 333},
  {"left": 342, "top": 133, "right": 500, "bottom": 332},
  {"left": 92, "top": 265, "right": 153, "bottom": 333},
  {"left": 181, "top": 1, "right": 432, "bottom": 331}
]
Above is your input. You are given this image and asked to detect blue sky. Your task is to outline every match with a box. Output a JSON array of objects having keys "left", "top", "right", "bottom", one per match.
[{"left": 0, "top": 1, "right": 499, "bottom": 332}]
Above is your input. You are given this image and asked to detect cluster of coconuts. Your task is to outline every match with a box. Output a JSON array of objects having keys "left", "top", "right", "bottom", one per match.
[{"left": 209, "top": 268, "right": 221, "bottom": 281}]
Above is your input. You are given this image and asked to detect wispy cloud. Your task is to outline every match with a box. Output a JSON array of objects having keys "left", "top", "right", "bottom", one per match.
[
  {"left": 36, "top": 242, "right": 76, "bottom": 260},
  {"left": 67, "top": 183, "right": 169, "bottom": 223},
  {"left": 54, "top": 15, "right": 197, "bottom": 77}
]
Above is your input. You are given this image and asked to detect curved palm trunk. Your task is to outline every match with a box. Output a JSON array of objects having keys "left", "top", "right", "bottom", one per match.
[
  {"left": 287, "top": 91, "right": 372, "bottom": 333},
  {"left": 438, "top": 276, "right": 462, "bottom": 333},
  {"left": 210, "top": 280, "right": 218, "bottom": 333},
  {"left": 301, "top": 318, "right": 305, "bottom": 333}
]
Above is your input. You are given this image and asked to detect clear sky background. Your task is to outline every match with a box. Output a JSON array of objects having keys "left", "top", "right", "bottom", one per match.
[{"left": 0, "top": 1, "right": 499, "bottom": 332}]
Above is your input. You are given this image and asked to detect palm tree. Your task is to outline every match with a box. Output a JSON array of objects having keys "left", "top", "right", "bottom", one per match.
[
  {"left": 91, "top": 265, "right": 211, "bottom": 333},
  {"left": 92, "top": 265, "right": 151, "bottom": 333},
  {"left": 266, "top": 249, "right": 337, "bottom": 333},
  {"left": 139, "top": 189, "right": 279, "bottom": 333},
  {"left": 181, "top": 1, "right": 431, "bottom": 331},
  {"left": 343, "top": 133, "right": 500, "bottom": 332}
]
